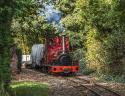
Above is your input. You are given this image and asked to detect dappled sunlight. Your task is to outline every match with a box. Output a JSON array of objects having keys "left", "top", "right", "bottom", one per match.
[{"left": 1, "top": 0, "right": 125, "bottom": 96}]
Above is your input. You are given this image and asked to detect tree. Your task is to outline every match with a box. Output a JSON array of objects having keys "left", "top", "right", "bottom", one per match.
[
  {"left": 0, "top": 0, "right": 14, "bottom": 93},
  {"left": 76, "top": 0, "right": 125, "bottom": 76},
  {"left": 54, "top": 0, "right": 125, "bottom": 77},
  {"left": 53, "top": 0, "right": 85, "bottom": 61},
  {"left": 11, "top": 0, "right": 55, "bottom": 54}
]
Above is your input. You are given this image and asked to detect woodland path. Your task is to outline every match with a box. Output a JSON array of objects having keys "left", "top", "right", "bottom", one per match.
[{"left": 12, "top": 68, "right": 125, "bottom": 96}]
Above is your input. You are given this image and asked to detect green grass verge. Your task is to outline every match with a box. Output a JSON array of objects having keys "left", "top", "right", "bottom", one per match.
[{"left": 10, "top": 82, "right": 49, "bottom": 96}]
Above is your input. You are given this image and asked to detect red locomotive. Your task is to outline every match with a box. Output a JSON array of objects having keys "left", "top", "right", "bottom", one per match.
[{"left": 31, "top": 34, "right": 79, "bottom": 74}]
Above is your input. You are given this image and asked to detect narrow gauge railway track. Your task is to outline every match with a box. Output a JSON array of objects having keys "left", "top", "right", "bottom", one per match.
[
  {"left": 24, "top": 69, "right": 122, "bottom": 96},
  {"left": 67, "top": 77, "right": 122, "bottom": 96}
]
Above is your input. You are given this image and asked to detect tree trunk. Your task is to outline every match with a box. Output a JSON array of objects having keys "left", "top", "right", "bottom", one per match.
[{"left": 0, "top": 0, "right": 14, "bottom": 93}]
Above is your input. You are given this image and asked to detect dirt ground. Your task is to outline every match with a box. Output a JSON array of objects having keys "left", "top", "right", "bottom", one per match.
[{"left": 12, "top": 68, "right": 125, "bottom": 96}]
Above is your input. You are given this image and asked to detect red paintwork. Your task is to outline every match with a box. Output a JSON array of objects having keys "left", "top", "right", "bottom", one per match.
[
  {"left": 46, "top": 36, "right": 69, "bottom": 64},
  {"left": 44, "top": 36, "right": 79, "bottom": 73},
  {"left": 49, "top": 66, "right": 79, "bottom": 73}
]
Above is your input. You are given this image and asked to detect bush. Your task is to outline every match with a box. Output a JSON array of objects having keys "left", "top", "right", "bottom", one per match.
[
  {"left": 93, "top": 73, "right": 125, "bottom": 83},
  {"left": 10, "top": 82, "right": 49, "bottom": 96},
  {"left": 85, "top": 25, "right": 125, "bottom": 75},
  {"left": 79, "top": 58, "right": 95, "bottom": 75}
]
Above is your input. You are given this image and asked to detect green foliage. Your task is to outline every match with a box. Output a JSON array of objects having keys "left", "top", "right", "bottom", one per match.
[
  {"left": 93, "top": 73, "right": 125, "bottom": 83},
  {"left": 75, "top": 0, "right": 125, "bottom": 76},
  {"left": 0, "top": 83, "right": 10, "bottom": 96},
  {"left": 10, "top": 82, "right": 49, "bottom": 96},
  {"left": 54, "top": 0, "right": 76, "bottom": 16},
  {"left": 11, "top": 0, "right": 55, "bottom": 54},
  {"left": 13, "top": 0, "right": 39, "bottom": 18},
  {"left": 11, "top": 16, "right": 54, "bottom": 54},
  {"left": 54, "top": 0, "right": 125, "bottom": 77},
  {"left": 0, "top": 0, "right": 14, "bottom": 92},
  {"left": 54, "top": 0, "right": 86, "bottom": 61}
]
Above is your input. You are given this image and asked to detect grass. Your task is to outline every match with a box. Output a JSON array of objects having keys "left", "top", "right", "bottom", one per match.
[{"left": 10, "top": 82, "right": 49, "bottom": 96}]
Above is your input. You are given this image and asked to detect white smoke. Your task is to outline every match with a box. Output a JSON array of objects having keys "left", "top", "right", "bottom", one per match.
[{"left": 39, "top": 1, "right": 65, "bottom": 32}]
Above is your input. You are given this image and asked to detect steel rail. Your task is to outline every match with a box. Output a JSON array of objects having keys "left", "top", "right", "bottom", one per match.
[
  {"left": 68, "top": 78, "right": 101, "bottom": 96},
  {"left": 74, "top": 77, "right": 122, "bottom": 96}
]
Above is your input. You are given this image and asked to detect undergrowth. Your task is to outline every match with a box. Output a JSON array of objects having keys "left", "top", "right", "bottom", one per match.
[{"left": 91, "top": 73, "right": 125, "bottom": 83}]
